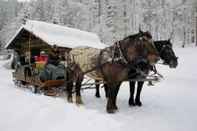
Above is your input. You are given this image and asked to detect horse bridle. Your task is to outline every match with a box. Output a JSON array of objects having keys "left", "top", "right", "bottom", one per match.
[
  {"left": 159, "top": 44, "right": 177, "bottom": 64},
  {"left": 159, "top": 44, "right": 171, "bottom": 56}
]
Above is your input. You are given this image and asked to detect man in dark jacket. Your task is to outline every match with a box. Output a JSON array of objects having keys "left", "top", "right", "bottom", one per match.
[{"left": 47, "top": 45, "right": 60, "bottom": 66}]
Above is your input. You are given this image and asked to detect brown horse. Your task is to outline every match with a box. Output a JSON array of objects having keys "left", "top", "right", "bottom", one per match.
[
  {"left": 128, "top": 39, "right": 178, "bottom": 107},
  {"left": 66, "top": 31, "right": 160, "bottom": 113},
  {"left": 95, "top": 39, "right": 178, "bottom": 107}
]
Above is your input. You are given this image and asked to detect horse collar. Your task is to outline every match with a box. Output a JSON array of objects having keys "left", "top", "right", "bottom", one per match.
[{"left": 114, "top": 41, "right": 128, "bottom": 64}]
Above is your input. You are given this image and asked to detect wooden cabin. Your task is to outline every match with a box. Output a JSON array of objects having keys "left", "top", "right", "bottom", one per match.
[{"left": 5, "top": 19, "right": 106, "bottom": 62}]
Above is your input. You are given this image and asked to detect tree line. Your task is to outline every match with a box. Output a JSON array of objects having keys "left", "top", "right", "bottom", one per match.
[{"left": 0, "top": 0, "right": 196, "bottom": 48}]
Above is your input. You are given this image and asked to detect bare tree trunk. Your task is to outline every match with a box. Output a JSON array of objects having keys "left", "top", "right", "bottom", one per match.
[
  {"left": 98, "top": 0, "right": 101, "bottom": 24},
  {"left": 196, "top": 16, "right": 197, "bottom": 46},
  {"left": 182, "top": 27, "right": 186, "bottom": 48}
]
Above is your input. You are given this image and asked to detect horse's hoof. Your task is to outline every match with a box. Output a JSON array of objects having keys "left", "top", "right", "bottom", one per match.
[
  {"left": 76, "top": 96, "right": 83, "bottom": 105},
  {"left": 114, "top": 105, "right": 118, "bottom": 110},
  {"left": 95, "top": 93, "right": 101, "bottom": 98},
  {"left": 67, "top": 97, "right": 73, "bottom": 103},
  {"left": 107, "top": 105, "right": 116, "bottom": 113},
  {"left": 107, "top": 109, "right": 115, "bottom": 113},
  {"left": 135, "top": 100, "right": 142, "bottom": 106},
  {"left": 105, "top": 95, "right": 109, "bottom": 99},
  {"left": 128, "top": 99, "right": 135, "bottom": 106},
  {"left": 76, "top": 101, "right": 83, "bottom": 105},
  {"left": 106, "top": 105, "right": 118, "bottom": 113}
]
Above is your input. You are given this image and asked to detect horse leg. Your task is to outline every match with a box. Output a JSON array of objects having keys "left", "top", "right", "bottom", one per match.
[
  {"left": 66, "top": 82, "right": 73, "bottom": 103},
  {"left": 95, "top": 80, "right": 101, "bottom": 98},
  {"left": 129, "top": 81, "right": 136, "bottom": 106},
  {"left": 135, "top": 81, "right": 144, "bottom": 106},
  {"left": 104, "top": 84, "right": 109, "bottom": 98},
  {"left": 114, "top": 83, "right": 121, "bottom": 110},
  {"left": 75, "top": 78, "right": 83, "bottom": 105},
  {"left": 66, "top": 72, "right": 73, "bottom": 103},
  {"left": 106, "top": 83, "right": 117, "bottom": 113}
]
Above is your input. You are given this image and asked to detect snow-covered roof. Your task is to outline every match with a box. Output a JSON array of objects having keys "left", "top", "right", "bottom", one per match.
[{"left": 5, "top": 20, "right": 107, "bottom": 49}]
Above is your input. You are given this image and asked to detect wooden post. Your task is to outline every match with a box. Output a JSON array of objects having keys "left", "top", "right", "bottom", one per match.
[{"left": 28, "top": 32, "right": 31, "bottom": 64}]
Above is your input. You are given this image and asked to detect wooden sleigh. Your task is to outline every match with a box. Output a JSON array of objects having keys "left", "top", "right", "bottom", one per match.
[{"left": 13, "top": 64, "right": 66, "bottom": 96}]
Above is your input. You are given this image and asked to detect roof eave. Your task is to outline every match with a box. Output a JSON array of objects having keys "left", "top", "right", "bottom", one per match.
[{"left": 4, "top": 26, "right": 24, "bottom": 49}]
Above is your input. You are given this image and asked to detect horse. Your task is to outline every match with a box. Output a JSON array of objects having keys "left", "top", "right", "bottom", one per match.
[
  {"left": 128, "top": 39, "right": 178, "bottom": 107},
  {"left": 66, "top": 31, "right": 160, "bottom": 113},
  {"left": 95, "top": 39, "right": 178, "bottom": 106}
]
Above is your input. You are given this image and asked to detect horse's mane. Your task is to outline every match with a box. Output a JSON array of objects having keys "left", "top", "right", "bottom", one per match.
[
  {"left": 123, "top": 31, "right": 152, "bottom": 41},
  {"left": 154, "top": 40, "right": 172, "bottom": 47},
  {"left": 123, "top": 32, "right": 142, "bottom": 40}
]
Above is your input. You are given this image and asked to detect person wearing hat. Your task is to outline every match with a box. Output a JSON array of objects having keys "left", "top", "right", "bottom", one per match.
[{"left": 34, "top": 51, "right": 48, "bottom": 70}]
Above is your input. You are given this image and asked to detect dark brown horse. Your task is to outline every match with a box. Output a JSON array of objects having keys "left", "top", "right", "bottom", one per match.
[
  {"left": 95, "top": 39, "right": 178, "bottom": 107},
  {"left": 128, "top": 39, "right": 178, "bottom": 107},
  {"left": 66, "top": 31, "right": 160, "bottom": 113}
]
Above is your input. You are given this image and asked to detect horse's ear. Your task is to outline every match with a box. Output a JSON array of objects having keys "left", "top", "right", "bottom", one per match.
[
  {"left": 169, "top": 30, "right": 174, "bottom": 40},
  {"left": 168, "top": 38, "right": 173, "bottom": 47}
]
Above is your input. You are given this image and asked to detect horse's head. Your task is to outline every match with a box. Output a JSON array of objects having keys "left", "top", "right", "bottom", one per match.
[
  {"left": 121, "top": 31, "right": 159, "bottom": 66},
  {"left": 154, "top": 39, "right": 178, "bottom": 68},
  {"left": 139, "top": 31, "right": 160, "bottom": 65}
]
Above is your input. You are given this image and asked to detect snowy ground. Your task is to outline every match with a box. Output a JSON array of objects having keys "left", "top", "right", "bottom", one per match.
[{"left": 0, "top": 47, "right": 197, "bottom": 131}]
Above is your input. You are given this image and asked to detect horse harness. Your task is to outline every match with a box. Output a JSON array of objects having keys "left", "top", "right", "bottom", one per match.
[{"left": 112, "top": 41, "right": 129, "bottom": 64}]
